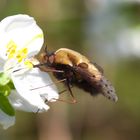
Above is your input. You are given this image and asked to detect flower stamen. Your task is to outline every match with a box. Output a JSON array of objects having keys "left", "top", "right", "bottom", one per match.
[
  {"left": 6, "top": 40, "right": 29, "bottom": 63},
  {"left": 16, "top": 48, "right": 28, "bottom": 62},
  {"left": 24, "top": 60, "right": 33, "bottom": 69},
  {"left": 6, "top": 40, "right": 17, "bottom": 59}
]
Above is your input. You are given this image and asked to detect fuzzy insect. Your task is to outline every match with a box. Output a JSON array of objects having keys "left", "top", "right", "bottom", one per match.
[{"left": 37, "top": 48, "right": 118, "bottom": 102}]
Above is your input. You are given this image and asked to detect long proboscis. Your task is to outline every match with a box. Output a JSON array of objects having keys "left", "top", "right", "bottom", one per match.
[{"left": 33, "top": 63, "right": 64, "bottom": 73}]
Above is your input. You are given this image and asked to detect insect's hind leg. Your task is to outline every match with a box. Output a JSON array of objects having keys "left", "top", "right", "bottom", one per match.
[
  {"left": 65, "top": 78, "right": 77, "bottom": 103},
  {"left": 54, "top": 83, "right": 77, "bottom": 104}
]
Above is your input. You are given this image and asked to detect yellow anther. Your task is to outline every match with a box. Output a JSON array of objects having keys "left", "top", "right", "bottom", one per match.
[
  {"left": 5, "top": 33, "right": 42, "bottom": 63},
  {"left": 6, "top": 40, "right": 17, "bottom": 50},
  {"left": 16, "top": 47, "right": 28, "bottom": 62},
  {"left": 21, "top": 48, "right": 28, "bottom": 54},
  {"left": 8, "top": 52, "right": 15, "bottom": 59},
  {"left": 24, "top": 60, "right": 33, "bottom": 69},
  {"left": 6, "top": 40, "right": 17, "bottom": 59},
  {"left": 16, "top": 55, "right": 23, "bottom": 62}
]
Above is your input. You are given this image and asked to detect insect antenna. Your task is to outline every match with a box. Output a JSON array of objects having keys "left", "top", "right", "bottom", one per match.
[
  {"left": 44, "top": 44, "right": 48, "bottom": 53},
  {"left": 44, "top": 44, "right": 54, "bottom": 57}
]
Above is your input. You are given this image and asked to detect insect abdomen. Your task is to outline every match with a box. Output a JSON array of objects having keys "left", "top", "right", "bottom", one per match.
[
  {"left": 73, "top": 66, "right": 118, "bottom": 102},
  {"left": 98, "top": 76, "right": 118, "bottom": 102}
]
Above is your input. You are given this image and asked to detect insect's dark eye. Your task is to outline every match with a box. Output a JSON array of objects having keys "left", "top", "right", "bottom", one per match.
[
  {"left": 39, "top": 53, "right": 48, "bottom": 63},
  {"left": 44, "top": 54, "right": 50, "bottom": 63},
  {"left": 48, "top": 54, "right": 55, "bottom": 64},
  {"left": 78, "top": 62, "right": 88, "bottom": 69}
]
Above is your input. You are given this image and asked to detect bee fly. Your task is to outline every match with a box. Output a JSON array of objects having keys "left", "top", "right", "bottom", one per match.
[{"left": 36, "top": 47, "right": 118, "bottom": 103}]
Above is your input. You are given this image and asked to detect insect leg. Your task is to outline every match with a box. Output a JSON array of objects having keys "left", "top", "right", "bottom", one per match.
[
  {"left": 44, "top": 86, "right": 75, "bottom": 104},
  {"left": 65, "top": 78, "right": 77, "bottom": 103}
]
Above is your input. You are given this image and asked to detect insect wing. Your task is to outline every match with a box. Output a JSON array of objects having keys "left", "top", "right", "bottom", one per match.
[{"left": 73, "top": 65, "right": 118, "bottom": 102}]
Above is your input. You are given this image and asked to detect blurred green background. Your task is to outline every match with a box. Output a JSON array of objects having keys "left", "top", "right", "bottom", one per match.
[{"left": 0, "top": 0, "right": 140, "bottom": 140}]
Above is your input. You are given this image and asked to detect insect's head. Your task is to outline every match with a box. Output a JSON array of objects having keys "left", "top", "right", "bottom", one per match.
[{"left": 39, "top": 46, "right": 55, "bottom": 66}]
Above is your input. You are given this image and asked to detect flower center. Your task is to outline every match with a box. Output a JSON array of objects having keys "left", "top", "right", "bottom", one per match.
[
  {"left": 5, "top": 40, "right": 33, "bottom": 69},
  {"left": 5, "top": 33, "right": 43, "bottom": 69},
  {"left": 6, "top": 40, "right": 28, "bottom": 63}
]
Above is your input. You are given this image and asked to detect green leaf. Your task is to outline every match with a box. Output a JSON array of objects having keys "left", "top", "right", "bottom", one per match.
[
  {"left": 0, "top": 72, "right": 10, "bottom": 86},
  {"left": 0, "top": 85, "right": 11, "bottom": 96},
  {"left": 7, "top": 81, "right": 15, "bottom": 90},
  {"left": 0, "top": 95, "right": 15, "bottom": 116}
]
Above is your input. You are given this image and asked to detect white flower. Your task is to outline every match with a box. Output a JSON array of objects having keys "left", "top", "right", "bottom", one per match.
[{"left": 0, "top": 14, "right": 59, "bottom": 129}]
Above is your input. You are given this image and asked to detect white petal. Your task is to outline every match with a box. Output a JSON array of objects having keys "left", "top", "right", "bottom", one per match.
[
  {"left": 8, "top": 90, "right": 47, "bottom": 113},
  {"left": 11, "top": 68, "right": 59, "bottom": 112},
  {"left": 0, "top": 109, "right": 15, "bottom": 129},
  {"left": 0, "top": 14, "right": 44, "bottom": 60}
]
